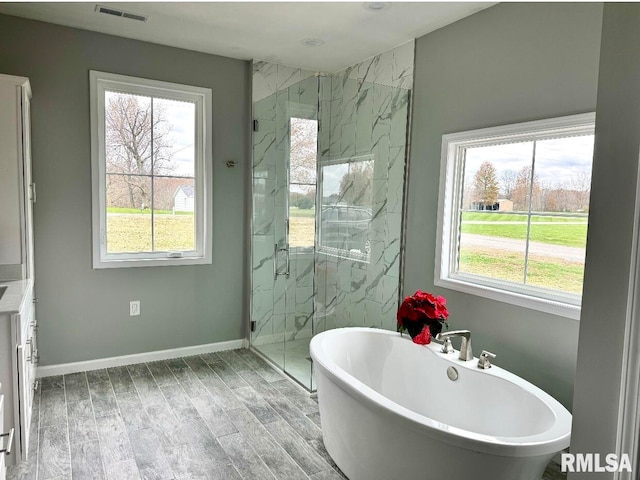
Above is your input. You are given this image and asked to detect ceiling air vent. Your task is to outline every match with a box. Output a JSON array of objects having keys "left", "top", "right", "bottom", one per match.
[{"left": 95, "top": 5, "right": 148, "bottom": 22}]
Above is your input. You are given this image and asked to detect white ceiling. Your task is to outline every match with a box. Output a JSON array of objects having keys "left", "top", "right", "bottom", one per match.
[{"left": 0, "top": 2, "right": 493, "bottom": 72}]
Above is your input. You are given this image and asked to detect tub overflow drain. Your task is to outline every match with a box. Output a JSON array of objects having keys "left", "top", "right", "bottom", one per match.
[{"left": 447, "top": 366, "right": 459, "bottom": 381}]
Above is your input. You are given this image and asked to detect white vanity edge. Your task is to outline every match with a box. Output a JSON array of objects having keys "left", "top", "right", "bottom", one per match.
[{"left": 0, "top": 279, "right": 32, "bottom": 314}]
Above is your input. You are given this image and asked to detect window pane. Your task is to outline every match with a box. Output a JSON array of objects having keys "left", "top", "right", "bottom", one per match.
[
  {"left": 153, "top": 98, "right": 196, "bottom": 177},
  {"left": 290, "top": 118, "right": 317, "bottom": 184},
  {"left": 526, "top": 218, "right": 587, "bottom": 295},
  {"left": 458, "top": 142, "right": 533, "bottom": 282},
  {"left": 289, "top": 117, "right": 317, "bottom": 249},
  {"left": 531, "top": 135, "right": 594, "bottom": 214},
  {"left": 458, "top": 212, "right": 527, "bottom": 282},
  {"left": 462, "top": 142, "right": 533, "bottom": 211},
  {"left": 105, "top": 91, "right": 153, "bottom": 175},
  {"left": 289, "top": 187, "right": 315, "bottom": 248},
  {"left": 525, "top": 134, "right": 593, "bottom": 294},
  {"left": 153, "top": 177, "right": 196, "bottom": 252},
  {"left": 106, "top": 174, "right": 152, "bottom": 253}
]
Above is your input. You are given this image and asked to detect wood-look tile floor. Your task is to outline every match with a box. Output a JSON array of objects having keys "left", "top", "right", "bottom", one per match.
[{"left": 7, "top": 348, "right": 566, "bottom": 480}]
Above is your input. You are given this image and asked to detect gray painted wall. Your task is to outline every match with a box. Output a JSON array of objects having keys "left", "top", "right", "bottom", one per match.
[
  {"left": 405, "top": 3, "right": 603, "bottom": 409},
  {"left": 0, "top": 14, "right": 250, "bottom": 365},
  {"left": 570, "top": 4, "right": 640, "bottom": 474}
]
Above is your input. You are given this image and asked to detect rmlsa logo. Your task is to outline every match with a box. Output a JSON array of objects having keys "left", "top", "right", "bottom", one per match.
[{"left": 561, "top": 453, "right": 632, "bottom": 473}]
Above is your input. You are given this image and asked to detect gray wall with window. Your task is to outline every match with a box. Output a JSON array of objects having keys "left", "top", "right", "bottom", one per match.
[
  {"left": 0, "top": 14, "right": 250, "bottom": 365},
  {"left": 405, "top": 2, "right": 603, "bottom": 408}
]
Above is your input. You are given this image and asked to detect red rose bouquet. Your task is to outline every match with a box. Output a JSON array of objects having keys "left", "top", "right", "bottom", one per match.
[{"left": 397, "top": 290, "right": 449, "bottom": 345}]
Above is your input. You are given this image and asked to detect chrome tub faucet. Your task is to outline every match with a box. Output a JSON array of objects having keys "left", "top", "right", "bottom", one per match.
[
  {"left": 477, "top": 350, "right": 496, "bottom": 369},
  {"left": 436, "top": 330, "right": 473, "bottom": 361}
]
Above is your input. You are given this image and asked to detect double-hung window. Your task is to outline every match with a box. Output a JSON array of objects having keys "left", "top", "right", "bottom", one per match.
[
  {"left": 90, "top": 71, "right": 212, "bottom": 268},
  {"left": 436, "top": 113, "right": 595, "bottom": 319}
]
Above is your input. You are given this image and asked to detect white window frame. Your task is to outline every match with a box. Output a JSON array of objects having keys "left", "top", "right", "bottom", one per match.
[
  {"left": 90, "top": 71, "right": 213, "bottom": 268},
  {"left": 435, "top": 113, "right": 595, "bottom": 320}
]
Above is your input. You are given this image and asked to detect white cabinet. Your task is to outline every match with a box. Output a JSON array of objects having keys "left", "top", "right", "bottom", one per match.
[
  {"left": 0, "top": 284, "right": 36, "bottom": 469},
  {"left": 0, "top": 73, "right": 36, "bottom": 474},
  {"left": 13, "top": 285, "right": 37, "bottom": 463},
  {"left": 0, "top": 74, "right": 34, "bottom": 281}
]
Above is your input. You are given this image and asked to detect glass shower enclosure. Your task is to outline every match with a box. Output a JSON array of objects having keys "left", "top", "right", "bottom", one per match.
[{"left": 250, "top": 42, "right": 414, "bottom": 390}]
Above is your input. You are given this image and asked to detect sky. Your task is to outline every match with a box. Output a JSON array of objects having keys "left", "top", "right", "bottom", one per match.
[
  {"left": 156, "top": 98, "right": 196, "bottom": 177},
  {"left": 464, "top": 134, "right": 595, "bottom": 188},
  {"left": 105, "top": 91, "right": 196, "bottom": 178},
  {"left": 320, "top": 158, "right": 374, "bottom": 198},
  {"left": 321, "top": 163, "right": 349, "bottom": 196}
]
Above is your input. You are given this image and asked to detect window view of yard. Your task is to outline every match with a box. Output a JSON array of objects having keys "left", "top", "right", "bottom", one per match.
[
  {"left": 104, "top": 90, "right": 197, "bottom": 254},
  {"left": 459, "top": 211, "right": 588, "bottom": 293},
  {"left": 457, "top": 133, "right": 594, "bottom": 296},
  {"left": 106, "top": 208, "right": 195, "bottom": 252},
  {"left": 289, "top": 206, "right": 315, "bottom": 247},
  {"left": 288, "top": 117, "right": 317, "bottom": 248}
]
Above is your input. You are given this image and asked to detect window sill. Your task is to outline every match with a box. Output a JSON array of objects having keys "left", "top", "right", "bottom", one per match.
[
  {"left": 93, "top": 255, "right": 211, "bottom": 269},
  {"left": 434, "top": 275, "right": 581, "bottom": 321},
  {"left": 316, "top": 246, "right": 370, "bottom": 264}
]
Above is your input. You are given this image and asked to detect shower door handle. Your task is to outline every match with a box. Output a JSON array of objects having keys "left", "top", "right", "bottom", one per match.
[
  {"left": 283, "top": 244, "right": 290, "bottom": 277},
  {"left": 274, "top": 243, "right": 290, "bottom": 278}
]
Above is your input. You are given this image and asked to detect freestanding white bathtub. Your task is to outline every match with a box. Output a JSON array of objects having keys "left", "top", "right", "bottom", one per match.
[{"left": 310, "top": 327, "right": 571, "bottom": 480}]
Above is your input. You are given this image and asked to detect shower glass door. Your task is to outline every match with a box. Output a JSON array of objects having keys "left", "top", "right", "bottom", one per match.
[
  {"left": 250, "top": 81, "right": 287, "bottom": 372},
  {"left": 251, "top": 64, "right": 319, "bottom": 389}
]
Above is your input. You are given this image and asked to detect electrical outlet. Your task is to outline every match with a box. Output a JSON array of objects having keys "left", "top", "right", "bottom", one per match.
[{"left": 130, "top": 300, "right": 140, "bottom": 316}]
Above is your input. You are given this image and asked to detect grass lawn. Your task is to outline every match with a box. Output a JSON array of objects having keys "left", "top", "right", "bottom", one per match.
[
  {"left": 460, "top": 211, "right": 588, "bottom": 248},
  {"left": 289, "top": 217, "right": 315, "bottom": 248},
  {"left": 107, "top": 207, "right": 193, "bottom": 215},
  {"left": 461, "top": 222, "right": 588, "bottom": 248},
  {"left": 289, "top": 207, "right": 315, "bottom": 218},
  {"left": 106, "top": 214, "right": 195, "bottom": 252},
  {"left": 461, "top": 211, "right": 588, "bottom": 223},
  {"left": 459, "top": 247, "right": 585, "bottom": 294}
]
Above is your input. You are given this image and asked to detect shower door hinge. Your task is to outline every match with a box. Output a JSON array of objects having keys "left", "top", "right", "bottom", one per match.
[
  {"left": 250, "top": 320, "right": 256, "bottom": 332},
  {"left": 253, "top": 119, "right": 259, "bottom": 132}
]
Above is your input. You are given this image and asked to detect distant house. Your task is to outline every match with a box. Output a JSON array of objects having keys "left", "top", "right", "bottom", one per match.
[
  {"left": 471, "top": 198, "right": 513, "bottom": 211},
  {"left": 173, "top": 185, "right": 195, "bottom": 213},
  {"left": 497, "top": 199, "right": 513, "bottom": 211}
]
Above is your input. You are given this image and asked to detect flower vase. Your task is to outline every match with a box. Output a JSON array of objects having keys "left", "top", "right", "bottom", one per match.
[{"left": 402, "top": 319, "right": 444, "bottom": 341}]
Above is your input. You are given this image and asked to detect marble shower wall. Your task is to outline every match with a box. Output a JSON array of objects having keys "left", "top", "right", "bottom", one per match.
[
  {"left": 315, "top": 41, "right": 414, "bottom": 334},
  {"left": 252, "top": 62, "right": 318, "bottom": 347}
]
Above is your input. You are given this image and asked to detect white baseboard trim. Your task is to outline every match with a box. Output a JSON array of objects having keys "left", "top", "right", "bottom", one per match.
[{"left": 36, "top": 338, "right": 249, "bottom": 378}]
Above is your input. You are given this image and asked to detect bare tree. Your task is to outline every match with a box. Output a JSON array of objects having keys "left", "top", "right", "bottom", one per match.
[
  {"left": 554, "top": 181, "right": 573, "bottom": 212},
  {"left": 512, "top": 166, "right": 541, "bottom": 211},
  {"left": 571, "top": 171, "right": 592, "bottom": 212},
  {"left": 472, "top": 161, "right": 500, "bottom": 207},
  {"left": 338, "top": 161, "right": 373, "bottom": 207},
  {"left": 105, "top": 93, "right": 175, "bottom": 209},
  {"left": 289, "top": 118, "right": 317, "bottom": 186},
  {"left": 500, "top": 169, "right": 517, "bottom": 200}
]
